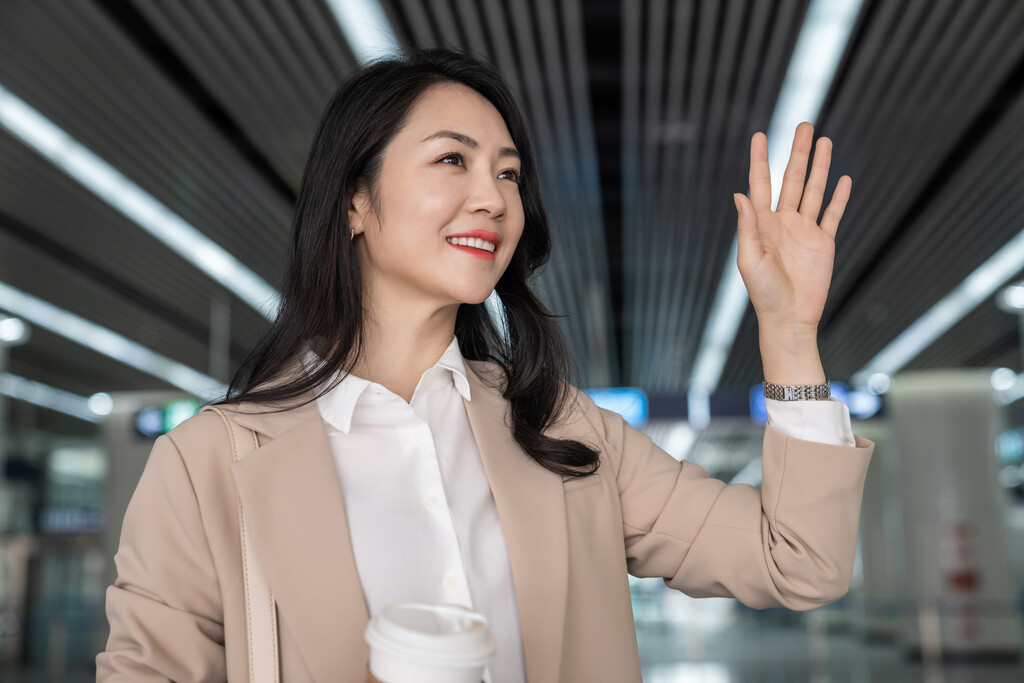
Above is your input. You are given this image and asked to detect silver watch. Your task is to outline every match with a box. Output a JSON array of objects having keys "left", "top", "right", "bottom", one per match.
[{"left": 763, "top": 378, "right": 831, "bottom": 401}]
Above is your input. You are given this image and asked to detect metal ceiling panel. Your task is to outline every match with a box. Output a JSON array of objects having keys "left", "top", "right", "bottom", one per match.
[
  {"left": 622, "top": 0, "right": 810, "bottom": 392},
  {"left": 0, "top": 0, "right": 293, "bottom": 284},
  {"left": 0, "top": 228, "right": 214, "bottom": 377},
  {"left": 1, "top": 0, "right": 1023, "bottom": 433},
  {"left": 721, "top": 0, "right": 1024, "bottom": 390},
  {"left": 125, "top": 0, "right": 361, "bottom": 189},
  {"left": 384, "top": 0, "right": 618, "bottom": 385},
  {"left": 8, "top": 325, "right": 177, "bottom": 397},
  {"left": 0, "top": 129, "right": 264, "bottom": 365}
]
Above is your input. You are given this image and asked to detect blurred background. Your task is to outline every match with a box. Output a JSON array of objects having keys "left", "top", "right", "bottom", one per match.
[{"left": 1, "top": 0, "right": 1023, "bottom": 680}]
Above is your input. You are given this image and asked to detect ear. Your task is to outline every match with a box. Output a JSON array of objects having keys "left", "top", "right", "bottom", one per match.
[{"left": 348, "top": 183, "right": 371, "bottom": 237}]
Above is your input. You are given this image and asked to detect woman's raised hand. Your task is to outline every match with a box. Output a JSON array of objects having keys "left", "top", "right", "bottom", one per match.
[{"left": 734, "top": 122, "right": 852, "bottom": 332}]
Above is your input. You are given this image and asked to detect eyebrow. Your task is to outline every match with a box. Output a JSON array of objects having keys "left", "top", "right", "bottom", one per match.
[{"left": 421, "top": 130, "right": 520, "bottom": 159}]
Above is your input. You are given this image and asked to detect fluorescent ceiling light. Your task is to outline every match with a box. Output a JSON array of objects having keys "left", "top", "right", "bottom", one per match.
[
  {"left": 689, "top": 239, "right": 748, "bottom": 397},
  {"left": 998, "top": 283, "right": 1024, "bottom": 311},
  {"left": 0, "top": 373, "right": 99, "bottom": 423},
  {"left": 87, "top": 392, "right": 114, "bottom": 416},
  {"left": 661, "top": 422, "right": 697, "bottom": 462},
  {"left": 324, "top": 0, "right": 400, "bottom": 64},
  {"left": 853, "top": 225, "right": 1024, "bottom": 388},
  {"left": 688, "top": 0, "right": 863, "bottom": 397},
  {"left": 866, "top": 372, "right": 892, "bottom": 395},
  {"left": 729, "top": 456, "right": 763, "bottom": 488},
  {"left": 686, "top": 388, "right": 711, "bottom": 431},
  {"left": 0, "top": 316, "right": 28, "bottom": 344},
  {"left": 0, "top": 281, "right": 226, "bottom": 399},
  {"left": 0, "top": 85, "right": 279, "bottom": 318},
  {"left": 991, "top": 368, "right": 1018, "bottom": 392},
  {"left": 764, "top": 0, "right": 865, "bottom": 211},
  {"left": 485, "top": 290, "right": 509, "bottom": 345},
  {"left": 996, "top": 377, "right": 1024, "bottom": 406}
]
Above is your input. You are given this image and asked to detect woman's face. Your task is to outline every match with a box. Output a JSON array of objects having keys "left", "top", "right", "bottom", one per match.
[{"left": 351, "top": 82, "right": 525, "bottom": 311}]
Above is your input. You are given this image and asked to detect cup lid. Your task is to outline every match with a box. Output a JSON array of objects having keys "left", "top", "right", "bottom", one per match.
[{"left": 364, "top": 603, "right": 496, "bottom": 667}]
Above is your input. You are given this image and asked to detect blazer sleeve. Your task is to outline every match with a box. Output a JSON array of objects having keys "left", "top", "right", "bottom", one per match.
[
  {"left": 593, "top": 402, "right": 874, "bottom": 611},
  {"left": 96, "top": 434, "right": 227, "bottom": 682}
]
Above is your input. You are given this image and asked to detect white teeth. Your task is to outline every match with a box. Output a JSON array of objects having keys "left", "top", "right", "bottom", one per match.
[{"left": 446, "top": 236, "right": 496, "bottom": 253}]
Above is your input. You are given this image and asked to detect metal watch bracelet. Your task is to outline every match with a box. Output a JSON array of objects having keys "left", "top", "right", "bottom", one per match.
[{"left": 762, "top": 378, "right": 831, "bottom": 401}]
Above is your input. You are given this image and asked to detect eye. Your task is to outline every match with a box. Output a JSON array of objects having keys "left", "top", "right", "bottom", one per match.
[
  {"left": 499, "top": 168, "right": 521, "bottom": 184},
  {"left": 437, "top": 151, "right": 465, "bottom": 167}
]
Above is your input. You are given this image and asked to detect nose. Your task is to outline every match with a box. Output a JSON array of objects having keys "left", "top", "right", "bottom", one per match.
[{"left": 465, "top": 169, "right": 507, "bottom": 218}]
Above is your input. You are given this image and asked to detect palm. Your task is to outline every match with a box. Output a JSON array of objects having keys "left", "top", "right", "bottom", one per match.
[{"left": 735, "top": 123, "right": 851, "bottom": 329}]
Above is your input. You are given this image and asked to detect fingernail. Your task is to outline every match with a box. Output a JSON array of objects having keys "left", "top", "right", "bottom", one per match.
[{"left": 733, "top": 194, "right": 743, "bottom": 215}]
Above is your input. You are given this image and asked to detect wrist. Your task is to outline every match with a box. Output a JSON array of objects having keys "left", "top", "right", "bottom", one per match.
[
  {"left": 758, "top": 324, "right": 825, "bottom": 386},
  {"left": 757, "top": 320, "right": 819, "bottom": 342}
]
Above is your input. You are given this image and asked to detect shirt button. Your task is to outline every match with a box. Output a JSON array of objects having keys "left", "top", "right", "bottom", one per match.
[
  {"left": 411, "top": 430, "right": 424, "bottom": 443},
  {"left": 443, "top": 574, "right": 457, "bottom": 591},
  {"left": 424, "top": 496, "right": 438, "bottom": 511}
]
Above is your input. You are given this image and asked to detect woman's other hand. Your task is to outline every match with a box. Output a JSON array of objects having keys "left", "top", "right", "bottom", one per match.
[{"left": 734, "top": 122, "right": 851, "bottom": 333}]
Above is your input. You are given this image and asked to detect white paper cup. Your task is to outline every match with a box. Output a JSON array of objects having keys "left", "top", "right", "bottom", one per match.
[{"left": 364, "top": 603, "right": 496, "bottom": 683}]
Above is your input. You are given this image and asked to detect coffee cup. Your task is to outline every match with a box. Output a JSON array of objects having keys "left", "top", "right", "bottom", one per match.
[{"left": 364, "top": 603, "right": 496, "bottom": 683}]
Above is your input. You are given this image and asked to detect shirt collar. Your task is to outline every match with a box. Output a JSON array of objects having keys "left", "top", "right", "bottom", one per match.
[
  {"left": 304, "top": 336, "right": 472, "bottom": 434},
  {"left": 435, "top": 336, "right": 472, "bottom": 401}
]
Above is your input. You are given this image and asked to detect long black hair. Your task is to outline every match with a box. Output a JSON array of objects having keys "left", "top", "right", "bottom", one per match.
[{"left": 220, "top": 48, "right": 599, "bottom": 478}]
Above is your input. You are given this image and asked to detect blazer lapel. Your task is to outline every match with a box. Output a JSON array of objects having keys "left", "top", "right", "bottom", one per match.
[
  {"left": 463, "top": 362, "right": 568, "bottom": 682},
  {"left": 228, "top": 400, "right": 369, "bottom": 682}
]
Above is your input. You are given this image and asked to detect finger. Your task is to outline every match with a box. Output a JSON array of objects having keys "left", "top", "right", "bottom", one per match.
[
  {"left": 777, "top": 122, "right": 814, "bottom": 212},
  {"left": 748, "top": 133, "right": 772, "bottom": 212},
  {"left": 820, "top": 175, "right": 852, "bottom": 239},
  {"left": 734, "top": 193, "right": 762, "bottom": 271},
  {"left": 799, "top": 136, "right": 832, "bottom": 223}
]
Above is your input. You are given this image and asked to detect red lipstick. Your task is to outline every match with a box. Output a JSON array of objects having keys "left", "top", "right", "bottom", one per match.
[
  {"left": 446, "top": 230, "right": 502, "bottom": 246},
  {"left": 445, "top": 230, "right": 501, "bottom": 261}
]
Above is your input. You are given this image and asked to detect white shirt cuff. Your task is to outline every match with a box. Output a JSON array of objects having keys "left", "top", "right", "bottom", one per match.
[{"left": 765, "top": 397, "right": 856, "bottom": 447}]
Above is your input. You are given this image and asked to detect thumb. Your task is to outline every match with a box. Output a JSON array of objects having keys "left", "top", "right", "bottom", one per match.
[{"left": 734, "top": 193, "right": 761, "bottom": 268}]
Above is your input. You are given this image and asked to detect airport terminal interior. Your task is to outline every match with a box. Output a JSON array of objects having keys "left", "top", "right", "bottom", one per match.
[{"left": 1, "top": 0, "right": 1024, "bottom": 680}]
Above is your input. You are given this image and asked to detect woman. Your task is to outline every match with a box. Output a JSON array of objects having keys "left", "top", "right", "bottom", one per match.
[{"left": 98, "top": 49, "right": 873, "bottom": 682}]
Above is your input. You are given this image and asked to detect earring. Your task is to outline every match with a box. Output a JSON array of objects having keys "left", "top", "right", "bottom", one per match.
[{"left": 350, "top": 227, "right": 355, "bottom": 240}]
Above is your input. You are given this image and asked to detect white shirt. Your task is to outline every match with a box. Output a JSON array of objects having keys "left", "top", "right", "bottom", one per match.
[
  {"left": 307, "top": 339, "right": 524, "bottom": 682},
  {"left": 307, "top": 337, "right": 855, "bottom": 682}
]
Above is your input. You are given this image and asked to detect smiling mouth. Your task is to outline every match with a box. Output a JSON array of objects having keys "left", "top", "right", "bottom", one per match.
[{"left": 445, "top": 236, "right": 497, "bottom": 253}]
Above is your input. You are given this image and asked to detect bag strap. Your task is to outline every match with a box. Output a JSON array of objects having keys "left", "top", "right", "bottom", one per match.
[{"left": 204, "top": 406, "right": 280, "bottom": 683}]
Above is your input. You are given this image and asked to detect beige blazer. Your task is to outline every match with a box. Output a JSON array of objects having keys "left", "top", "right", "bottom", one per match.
[{"left": 97, "top": 360, "right": 874, "bottom": 682}]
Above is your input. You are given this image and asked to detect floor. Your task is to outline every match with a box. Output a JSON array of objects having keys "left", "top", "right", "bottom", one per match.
[
  {"left": 3, "top": 582, "right": 1024, "bottom": 682},
  {"left": 632, "top": 579, "right": 1024, "bottom": 682}
]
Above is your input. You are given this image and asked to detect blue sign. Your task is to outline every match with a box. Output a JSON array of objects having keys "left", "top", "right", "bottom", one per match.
[
  {"left": 847, "top": 389, "right": 881, "bottom": 419},
  {"left": 749, "top": 385, "right": 769, "bottom": 425},
  {"left": 134, "top": 399, "right": 201, "bottom": 438},
  {"left": 135, "top": 406, "right": 164, "bottom": 438},
  {"left": 584, "top": 387, "right": 649, "bottom": 428}
]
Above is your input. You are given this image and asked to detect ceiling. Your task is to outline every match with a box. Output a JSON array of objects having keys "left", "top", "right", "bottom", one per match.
[{"left": 1, "top": 0, "right": 1023, "bottom": 437}]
